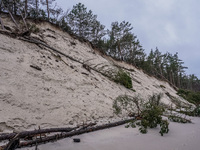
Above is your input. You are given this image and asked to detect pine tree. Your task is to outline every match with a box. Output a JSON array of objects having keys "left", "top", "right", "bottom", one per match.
[
  {"left": 108, "top": 21, "right": 133, "bottom": 60},
  {"left": 66, "top": 3, "right": 93, "bottom": 38},
  {"left": 66, "top": 3, "right": 105, "bottom": 43},
  {"left": 29, "top": 0, "right": 40, "bottom": 19},
  {"left": 40, "top": 0, "right": 55, "bottom": 21},
  {"left": 90, "top": 20, "right": 106, "bottom": 45}
]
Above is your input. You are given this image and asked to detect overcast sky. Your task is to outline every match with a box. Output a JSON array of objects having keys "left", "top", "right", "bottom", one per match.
[{"left": 56, "top": 0, "right": 200, "bottom": 78}]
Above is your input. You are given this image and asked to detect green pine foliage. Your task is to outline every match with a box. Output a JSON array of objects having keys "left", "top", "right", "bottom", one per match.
[
  {"left": 160, "top": 120, "right": 169, "bottom": 136},
  {"left": 168, "top": 115, "right": 191, "bottom": 123},
  {"left": 113, "top": 94, "right": 169, "bottom": 136},
  {"left": 113, "top": 69, "right": 132, "bottom": 89},
  {"left": 139, "top": 94, "right": 169, "bottom": 136},
  {"left": 177, "top": 89, "right": 200, "bottom": 105},
  {"left": 178, "top": 106, "right": 200, "bottom": 117},
  {"left": 65, "top": 3, "right": 106, "bottom": 44}
]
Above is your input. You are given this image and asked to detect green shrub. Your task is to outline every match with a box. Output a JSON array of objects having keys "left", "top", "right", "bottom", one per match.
[
  {"left": 138, "top": 94, "right": 169, "bottom": 136},
  {"left": 160, "top": 120, "right": 169, "bottom": 136},
  {"left": 125, "top": 120, "right": 136, "bottom": 128},
  {"left": 113, "top": 69, "right": 132, "bottom": 89},
  {"left": 119, "top": 94, "right": 169, "bottom": 136},
  {"left": 160, "top": 85, "right": 166, "bottom": 89},
  {"left": 177, "top": 89, "right": 200, "bottom": 105},
  {"left": 193, "top": 106, "right": 200, "bottom": 116},
  {"left": 179, "top": 105, "right": 200, "bottom": 116},
  {"left": 29, "top": 24, "right": 40, "bottom": 33}
]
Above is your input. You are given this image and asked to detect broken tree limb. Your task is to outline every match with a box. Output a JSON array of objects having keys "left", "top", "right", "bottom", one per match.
[
  {"left": 18, "top": 118, "right": 134, "bottom": 148},
  {"left": 0, "top": 127, "right": 78, "bottom": 141}
]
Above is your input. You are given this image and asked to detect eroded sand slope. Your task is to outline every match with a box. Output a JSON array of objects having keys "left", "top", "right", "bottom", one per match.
[{"left": 0, "top": 19, "right": 191, "bottom": 132}]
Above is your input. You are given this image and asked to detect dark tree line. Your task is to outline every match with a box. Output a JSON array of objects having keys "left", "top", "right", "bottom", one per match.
[{"left": 0, "top": 2, "right": 199, "bottom": 92}]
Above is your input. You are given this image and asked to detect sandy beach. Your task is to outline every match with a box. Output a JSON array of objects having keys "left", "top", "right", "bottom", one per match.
[{"left": 18, "top": 116, "right": 200, "bottom": 150}]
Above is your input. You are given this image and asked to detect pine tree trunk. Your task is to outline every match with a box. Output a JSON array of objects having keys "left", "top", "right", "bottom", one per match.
[
  {"left": 117, "top": 40, "right": 122, "bottom": 60},
  {"left": 0, "top": 1, "right": 2, "bottom": 12},
  {"left": 13, "top": 0, "right": 17, "bottom": 15},
  {"left": 0, "top": 15, "right": 5, "bottom": 30},
  {"left": 35, "top": 0, "right": 39, "bottom": 18},
  {"left": 25, "top": 0, "right": 28, "bottom": 16},
  {"left": 46, "top": 0, "right": 49, "bottom": 21},
  {"left": 177, "top": 73, "right": 181, "bottom": 88}
]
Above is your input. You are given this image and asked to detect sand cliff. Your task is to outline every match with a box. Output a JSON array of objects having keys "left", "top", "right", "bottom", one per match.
[{"left": 0, "top": 17, "right": 192, "bottom": 133}]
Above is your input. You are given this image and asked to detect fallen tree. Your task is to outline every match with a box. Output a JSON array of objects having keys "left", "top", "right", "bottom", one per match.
[
  {"left": 0, "top": 127, "right": 78, "bottom": 141},
  {"left": 1, "top": 118, "right": 134, "bottom": 149},
  {"left": 19, "top": 118, "right": 134, "bottom": 148},
  {"left": 19, "top": 36, "right": 115, "bottom": 80}
]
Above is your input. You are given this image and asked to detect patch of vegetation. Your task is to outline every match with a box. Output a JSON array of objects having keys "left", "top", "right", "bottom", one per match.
[
  {"left": 178, "top": 105, "right": 200, "bottom": 117},
  {"left": 113, "top": 95, "right": 141, "bottom": 115},
  {"left": 125, "top": 120, "right": 137, "bottom": 128},
  {"left": 165, "top": 92, "right": 190, "bottom": 109},
  {"left": 168, "top": 115, "right": 191, "bottom": 123},
  {"left": 113, "top": 69, "right": 132, "bottom": 89},
  {"left": 29, "top": 24, "right": 40, "bottom": 33},
  {"left": 177, "top": 89, "right": 200, "bottom": 105},
  {"left": 193, "top": 106, "right": 200, "bottom": 116},
  {"left": 130, "top": 89, "right": 136, "bottom": 92},
  {"left": 113, "top": 94, "right": 169, "bottom": 136},
  {"left": 139, "top": 94, "right": 169, "bottom": 136},
  {"left": 160, "top": 85, "right": 166, "bottom": 89}
]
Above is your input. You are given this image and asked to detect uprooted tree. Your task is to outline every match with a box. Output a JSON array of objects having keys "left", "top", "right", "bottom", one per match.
[{"left": 113, "top": 94, "right": 169, "bottom": 136}]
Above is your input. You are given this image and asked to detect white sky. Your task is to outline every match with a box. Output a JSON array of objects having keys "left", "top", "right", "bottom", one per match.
[{"left": 56, "top": 0, "right": 200, "bottom": 78}]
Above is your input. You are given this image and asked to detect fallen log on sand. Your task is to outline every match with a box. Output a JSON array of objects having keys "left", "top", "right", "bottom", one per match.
[
  {"left": 1, "top": 118, "right": 134, "bottom": 149},
  {"left": 0, "top": 127, "right": 78, "bottom": 141},
  {"left": 19, "top": 118, "right": 134, "bottom": 148}
]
